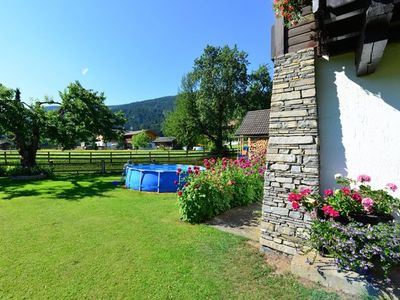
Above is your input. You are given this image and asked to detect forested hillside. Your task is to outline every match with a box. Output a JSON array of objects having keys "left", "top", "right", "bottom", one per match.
[{"left": 109, "top": 96, "right": 176, "bottom": 134}]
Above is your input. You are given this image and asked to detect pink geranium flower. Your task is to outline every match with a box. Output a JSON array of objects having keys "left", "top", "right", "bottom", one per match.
[
  {"left": 300, "top": 188, "right": 312, "bottom": 196},
  {"left": 386, "top": 183, "right": 398, "bottom": 192},
  {"left": 288, "top": 192, "right": 302, "bottom": 202},
  {"left": 357, "top": 174, "right": 371, "bottom": 183},
  {"left": 324, "top": 189, "right": 333, "bottom": 197},
  {"left": 292, "top": 201, "right": 300, "bottom": 210},
  {"left": 361, "top": 198, "right": 374, "bottom": 212}
]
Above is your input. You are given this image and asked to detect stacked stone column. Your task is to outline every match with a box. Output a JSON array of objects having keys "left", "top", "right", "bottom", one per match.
[{"left": 260, "top": 48, "right": 319, "bottom": 255}]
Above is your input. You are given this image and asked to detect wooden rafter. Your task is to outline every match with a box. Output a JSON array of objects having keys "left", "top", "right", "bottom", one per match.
[{"left": 356, "top": 0, "right": 395, "bottom": 76}]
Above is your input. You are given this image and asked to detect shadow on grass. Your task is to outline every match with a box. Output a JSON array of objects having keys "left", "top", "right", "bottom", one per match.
[{"left": 0, "top": 174, "right": 122, "bottom": 201}]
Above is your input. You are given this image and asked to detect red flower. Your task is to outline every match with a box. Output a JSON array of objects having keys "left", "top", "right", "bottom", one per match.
[
  {"left": 300, "top": 188, "right": 312, "bottom": 196},
  {"left": 351, "top": 191, "right": 362, "bottom": 202},
  {"left": 324, "top": 189, "right": 333, "bottom": 197},
  {"left": 292, "top": 201, "right": 300, "bottom": 210},
  {"left": 341, "top": 187, "right": 351, "bottom": 196},
  {"left": 188, "top": 167, "right": 193, "bottom": 174},
  {"left": 322, "top": 205, "right": 340, "bottom": 218},
  {"left": 227, "top": 180, "right": 235, "bottom": 186},
  {"left": 288, "top": 192, "right": 302, "bottom": 202},
  {"left": 177, "top": 191, "right": 183, "bottom": 196},
  {"left": 176, "top": 168, "right": 182, "bottom": 175}
]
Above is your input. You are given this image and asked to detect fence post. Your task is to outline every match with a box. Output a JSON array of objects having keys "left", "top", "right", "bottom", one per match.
[
  {"left": 68, "top": 152, "right": 71, "bottom": 164},
  {"left": 90, "top": 152, "right": 92, "bottom": 164},
  {"left": 130, "top": 151, "right": 132, "bottom": 159},
  {"left": 101, "top": 159, "right": 106, "bottom": 174},
  {"left": 149, "top": 151, "right": 152, "bottom": 162},
  {"left": 47, "top": 151, "right": 50, "bottom": 163},
  {"left": 168, "top": 150, "right": 170, "bottom": 163},
  {"left": 110, "top": 152, "right": 113, "bottom": 163},
  {"left": 4, "top": 152, "right": 7, "bottom": 165}
]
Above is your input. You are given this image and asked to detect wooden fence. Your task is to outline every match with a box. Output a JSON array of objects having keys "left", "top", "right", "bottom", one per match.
[{"left": 0, "top": 150, "right": 236, "bottom": 174}]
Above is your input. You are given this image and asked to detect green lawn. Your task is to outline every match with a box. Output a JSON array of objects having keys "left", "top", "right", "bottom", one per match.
[{"left": 0, "top": 176, "right": 339, "bottom": 299}]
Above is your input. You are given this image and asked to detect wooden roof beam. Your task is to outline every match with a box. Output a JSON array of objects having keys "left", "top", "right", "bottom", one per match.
[{"left": 356, "top": 0, "right": 394, "bottom": 76}]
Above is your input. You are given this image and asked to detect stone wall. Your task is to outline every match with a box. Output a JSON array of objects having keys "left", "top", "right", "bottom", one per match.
[{"left": 260, "top": 48, "right": 319, "bottom": 255}]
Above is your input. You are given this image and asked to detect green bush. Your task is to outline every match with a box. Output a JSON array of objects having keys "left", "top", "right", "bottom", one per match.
[
  {"left": 177, "top": 156, "right": 265, "bottom": 223},
  {"left": 5, "top": 165, "right": 54, "bottom": 177},
  {"left": 0, "top": 165, "right": 5, "bottom": 177}
]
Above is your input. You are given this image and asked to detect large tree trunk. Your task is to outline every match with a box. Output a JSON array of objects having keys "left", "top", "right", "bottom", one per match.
[
  {"left": 215, "top": 136, "right": 224, "bottom": 154},
  {"left": 19, "top": 147, "right": 38, "bottom": 168},
  {"left": 16, "top": 124, "right": 40, "bottom": 169}
]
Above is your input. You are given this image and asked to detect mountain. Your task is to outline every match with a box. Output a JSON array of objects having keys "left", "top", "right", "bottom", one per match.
[
  {"left": 110, "top": 96, "right": 176, "bottom": 134},
  {"left": 44, "top": 96, "right": 177, "bottom": 135}
]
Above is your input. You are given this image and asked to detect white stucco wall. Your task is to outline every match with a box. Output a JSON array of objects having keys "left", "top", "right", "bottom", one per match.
[{"left": 316, "top": 43, "right": 400, "bottom": 197}]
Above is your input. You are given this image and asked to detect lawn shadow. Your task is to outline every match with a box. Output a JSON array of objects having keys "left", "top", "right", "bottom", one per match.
[{"left": 0, "top": 174, "right": 122, "bottom": 201}]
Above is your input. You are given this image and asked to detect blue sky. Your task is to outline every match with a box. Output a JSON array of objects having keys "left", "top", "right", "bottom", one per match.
[{"left": 1, "top": 0, "right": 274, "bottom": 105}]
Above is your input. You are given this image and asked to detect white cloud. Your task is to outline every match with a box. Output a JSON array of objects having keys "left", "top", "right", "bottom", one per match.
[{"left": 81, "top": 67, "right": 89, "bottom": 75}]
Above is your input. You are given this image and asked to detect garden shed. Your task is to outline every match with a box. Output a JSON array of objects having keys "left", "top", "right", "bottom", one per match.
[
  {"left": 262, "top": 0, "right": 400, "bottom": 256},
  {"left": 235, "top": 109, "right": 270, "bottom": 158}
]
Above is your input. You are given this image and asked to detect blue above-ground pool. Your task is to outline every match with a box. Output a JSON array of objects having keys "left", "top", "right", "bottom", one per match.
[{"left": 125, "top": 164, "right": 201, "bottom": 193}]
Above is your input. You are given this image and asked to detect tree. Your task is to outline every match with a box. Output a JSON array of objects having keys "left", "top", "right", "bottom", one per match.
[
  {"left": 162, "top": 74, "right": 200, "bottom": 150},
  {"left": 48, "top": 82, "right": 126, "bottom": 150},
  {"left": 163, "top": 45, "right": 272, "bottom": 152},
  {"left": 132, "top": 131, "right": 151, "bottom": 149},
  {"left": 246, "top": 64, "right": 272, "bottom": 112},
  {"left": 0, "top": 82, "right": 126, "bottom": 168},
  {"left": 0, "top": 85, "right": 49, "bottom": 168}
]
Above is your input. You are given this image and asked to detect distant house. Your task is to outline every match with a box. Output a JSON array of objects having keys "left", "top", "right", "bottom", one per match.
[
  {"left": 153, "top": 137, "right": 177, "bottom": 150},
  {"left": 123, "top": 130, "right": 158, "bottom": 146},
  {"left": 0, "top": 139, "right": 13, "bottom": 150},
  {"left": 235, "top": 109, "right": 270, "bottom": 158}
]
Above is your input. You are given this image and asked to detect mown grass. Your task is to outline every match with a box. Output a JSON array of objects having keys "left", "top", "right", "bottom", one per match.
[{"left": 0, "top": 176, "right": 340, "bottom": 299}]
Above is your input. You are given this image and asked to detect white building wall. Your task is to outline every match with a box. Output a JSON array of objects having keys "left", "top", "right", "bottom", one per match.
[{"left": 316, "top": 43, "right": 400, "bottom": 197}]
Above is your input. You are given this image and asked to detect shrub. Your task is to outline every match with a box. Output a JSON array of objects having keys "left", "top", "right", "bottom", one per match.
[
  {"left": 0, "top": 165, "right": 5, "bottom": 177},
  {"left": 177, "top": 155, "right": 266, "bottom": 223},
  {"left": 5, "top": 165, "right": 54, "bottom": 177},
  {"left": 310, "top": 220, "right": 400, "bottom": 278}
]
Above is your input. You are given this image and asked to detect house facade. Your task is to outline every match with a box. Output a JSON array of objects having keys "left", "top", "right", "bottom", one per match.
[{"left": 261, "top": 0, "right": 400, "bottom": 255}]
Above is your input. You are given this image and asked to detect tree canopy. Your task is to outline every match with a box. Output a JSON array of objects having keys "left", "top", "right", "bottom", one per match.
[
  {"left": 47, "top": 81, "right": 126, "bottom": 150},
  {"left": 0, "top": 81, "right": 126, "bottom": 168},
  {"left": 162, "top": 45, "right": 272, "bottom": 152},
  {"left": 132, "top": 131, "right": 151, "bottom": 149}
]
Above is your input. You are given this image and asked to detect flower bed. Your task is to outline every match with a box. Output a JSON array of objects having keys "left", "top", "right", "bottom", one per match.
[
  {"left": 177, "top": 153, "right": 266, "bottom": 224},
  {"left": 289, "top": 175, "right": 400, "bottom": 277}
]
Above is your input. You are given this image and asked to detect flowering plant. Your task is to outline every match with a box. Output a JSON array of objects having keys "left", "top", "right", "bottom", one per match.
[
  {"left": 273, "top": 0, "right": 311, "bottom": 27},
  {"left": 310, "top": 219, "right": 400, "bottom": 278},
  {"left": 294, "top": 174, "right": 400, "bottom": 278},
  {"left": 177, "top": 155, "right": 266, "bottom": 223},
  {"left": 288, "top": 174, "right": 399, "bottom": 219}
]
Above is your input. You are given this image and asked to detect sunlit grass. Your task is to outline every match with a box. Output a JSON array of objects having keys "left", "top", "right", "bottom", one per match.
[{"left": 0, "top": 175, "right": 340, "bottom": 299}]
